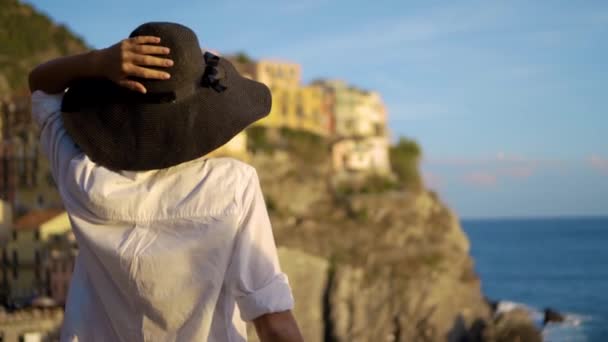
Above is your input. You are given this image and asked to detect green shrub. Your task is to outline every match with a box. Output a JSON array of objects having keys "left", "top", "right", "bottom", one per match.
[
  {"left": 245, "top": 126, "right": 274, "bottom": 153},
  {"left": 390, "top": 137, "right": 423, "bottom": 191},
  {"left": 246, "top": 126, "right": 328, "bottom": 163},
  {"left": 280, "top": 127, "right": 327, "bottom": 163},
  {"left": 334, "top": 173, "right": 397, "bottom": 197},
  {"left": 234, "top": 52, "right": 253, "bottom": 64},
  {"left": 360, "top": 173, "right": 398, "bottom": 194}
]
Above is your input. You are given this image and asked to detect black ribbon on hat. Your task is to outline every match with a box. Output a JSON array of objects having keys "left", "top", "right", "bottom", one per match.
[{"left": 202, "top": 52, "right": 227, "bottom": 93}]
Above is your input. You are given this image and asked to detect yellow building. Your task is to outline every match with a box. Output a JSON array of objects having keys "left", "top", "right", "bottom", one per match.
[
  {"left": 251, "top": 61, "right": 329, "bottom": 136},
  {"left": 0, "top": 209, "right": 71, "bottom": 304},
  {"left": 229, "top": 57, "right": 332, "bottom": 137},
  {"left": 255, "top": 60, "right": 301, "bottom": 89},
  {"left": 296, "top": 85, "right": 329, "bottom": 136},
  {"left": 257, "top": 85, "right": 299, "bottom": 130}
]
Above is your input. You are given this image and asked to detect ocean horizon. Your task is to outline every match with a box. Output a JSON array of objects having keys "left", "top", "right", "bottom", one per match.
[{"left": 462, "top": 216, "right": 608, "bottom": 342}]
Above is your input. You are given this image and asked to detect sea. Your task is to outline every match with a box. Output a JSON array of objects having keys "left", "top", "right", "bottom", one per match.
[{"left": 462, "top": 217, "right": 608, "bottom": 342}]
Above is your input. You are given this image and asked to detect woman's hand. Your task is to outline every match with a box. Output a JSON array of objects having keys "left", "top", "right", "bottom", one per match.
[{"left": 98, "top": 36, "right": 174, "bottom": 93}]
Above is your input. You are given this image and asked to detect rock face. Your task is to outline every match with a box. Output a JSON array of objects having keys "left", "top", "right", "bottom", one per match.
[
  {"left": 249, "top": 151, "right": 501, "bottom": 341},
  {"left": 494, "top": 309, "right": 542, "bottom": 342},
  {"left": 543, "top": 308, "right": 565, "bottom": 325},
  {"left": 247, "top": 248, "right": 329, "bottom": 342}
]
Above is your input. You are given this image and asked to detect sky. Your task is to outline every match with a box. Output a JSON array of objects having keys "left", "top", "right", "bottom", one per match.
[{"left": 26, "top": 0, "right": 608, "bottom": 218}]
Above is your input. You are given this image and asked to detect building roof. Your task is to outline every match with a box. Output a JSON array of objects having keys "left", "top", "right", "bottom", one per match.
[{"left": 14, "top": 208, "right": 64, "bottom": 230}]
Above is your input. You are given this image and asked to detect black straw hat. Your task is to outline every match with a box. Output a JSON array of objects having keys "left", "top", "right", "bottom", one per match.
[{"left": 61, "top": 22, "right": 271, "bottom": 171}]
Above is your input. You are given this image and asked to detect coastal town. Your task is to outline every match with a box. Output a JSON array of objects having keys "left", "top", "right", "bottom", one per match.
[{"left": 0, "top": 54, "right": 394, "bottom": 340}]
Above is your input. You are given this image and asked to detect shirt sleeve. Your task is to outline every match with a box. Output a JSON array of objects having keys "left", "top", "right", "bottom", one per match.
[
  {"left": 225, "top": 168, "right": 294, "bottom": 322},
  {"left": 31, "top": 90, "right": 81, "bottom": 188}
]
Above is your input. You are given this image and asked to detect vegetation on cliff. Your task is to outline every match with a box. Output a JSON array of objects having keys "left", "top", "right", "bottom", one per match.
[
  {"left": 0, "top": 0, "right": 88, "bottom": 95},
  {"left": 390, "top": 137, "right": 423, "bottom": 191}
]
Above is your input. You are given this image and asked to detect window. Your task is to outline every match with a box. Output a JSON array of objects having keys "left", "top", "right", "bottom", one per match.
[
  {"left": 12, "top": 250, "right": 18, "bottom": 278},
  {"left": 34, "top": 250, "right": 41, "bottom": 280},
  {"left": 374, "top": 123, "right": 384, "bottom": 136},
  {"left": 281, "top": 101, "right": 288, "bottom": 117},
  {"left": 345, "top": 120, "right": 355, "bottom": 130}
]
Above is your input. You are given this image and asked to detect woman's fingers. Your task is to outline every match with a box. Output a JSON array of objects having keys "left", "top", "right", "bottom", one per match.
[
  {"left": 117, "top": 79, "right": 147, "bottom": 93},
  {"left": 116, "top": 36, "right": 173, "bottom": 83},
  {"left": 130, "top": 54, "right": 173, "bottom": 68},
  {"left": 132, "top": 44, "right": 170, "bottom": 55},
  {"left": 129, "top": 36, "right": 161, "bottom": 45},
  {"left": 126, "top": 65, "right": 171, "bottom": 80}
]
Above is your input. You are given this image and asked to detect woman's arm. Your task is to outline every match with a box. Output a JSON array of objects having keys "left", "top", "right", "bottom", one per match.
[
  {"left": 253, "top": 311, "right": 304, "bottom": 342},
  {"left": 28, "top": 35, "right": 173, "bottom": 94}
]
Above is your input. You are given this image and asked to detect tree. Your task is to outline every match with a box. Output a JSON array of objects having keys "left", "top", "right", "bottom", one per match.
[{"left": 389, "top": 137, "right": 422, "bottom": 191}]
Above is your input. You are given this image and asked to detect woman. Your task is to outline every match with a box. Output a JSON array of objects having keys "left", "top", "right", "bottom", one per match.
[{"left": 29, "top": 22, "right": 303, "bottom": 342}]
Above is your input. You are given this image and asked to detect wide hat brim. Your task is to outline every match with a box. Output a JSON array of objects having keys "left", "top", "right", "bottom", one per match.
[{"left": 61, "top": 53, "right": 270, "bottom": 171}]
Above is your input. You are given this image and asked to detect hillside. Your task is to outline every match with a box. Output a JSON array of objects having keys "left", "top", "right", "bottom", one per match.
[
  {"left": 0, "top": 0, "right": 88, "bottom": 95},
  {"left": 241, "top": 128, "right": 541, "bottom": 341}
]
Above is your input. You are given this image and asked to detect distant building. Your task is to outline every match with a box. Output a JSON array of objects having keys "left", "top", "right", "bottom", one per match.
[
  {"left": 313, "top": 80, "right": 391, "bottom": 175},
  {"left": 45, "top": 232, "right": 77, "bottom": 306},
  {"left": 331, "top": 136, "right": 391, "bottom": 175},
  {"left": 314, "top": 84, "right": 336, "bottom": 136},
  {"left": 0, "top": 209, "right": 69, "bottom": 306},
  {"left": 295, "top": 85, "right": 330, "bottom": 137},
  {"left": 253, "top": 60, "right": 301, "bottom": 132},
  {"left": 255, "top": 60, "right": 301, "bottom": 89},
  {"left": 1, "top": 98, "right": 60, "bottom": 212},
  {"left": 353, "top": 91, "right": 387, "bottom": 138},
  {"left": 0, "top": 307, "right": 63, "bottom": 342},
  {"left": 228, "top": 57, "right": 331, "bottom": 137},
  {"left": 0, "top": 142, "right": 17, "bottom": 206},
  {"left": 312, "top": 80, "right": 387, "bottom": 138}
]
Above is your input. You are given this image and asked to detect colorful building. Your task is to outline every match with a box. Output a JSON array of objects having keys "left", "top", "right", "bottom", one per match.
[
  {"left": 255, "top": 60, "right": 301, "bottom": 89},
  {"left": 331, "top": 136, "right": 391, "bottom": 174},
  {"left": 312, "top": 80, "right": 387, "bottom": 138},
  {"left": 0, "top": 307, "right": 63, "bottom": 342},
  {"left": 0, "top": 209, "right": 70, "bottom": 305},
  {"left": 295, "top": 85, "right": 331, "bottom": 137},
  {"left": 312, "top": 80, "right": 391, "bottom": 175},
  {"left": 229, "top": 56, "right": 331, "bottom": 137},
  {"left": 46, "top": 232, "right": 77, "bottom": 306}
]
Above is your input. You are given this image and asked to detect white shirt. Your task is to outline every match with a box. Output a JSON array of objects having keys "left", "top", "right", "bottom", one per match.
[{"left": 31, "top": 91, "right": 294, "bottom": 342}]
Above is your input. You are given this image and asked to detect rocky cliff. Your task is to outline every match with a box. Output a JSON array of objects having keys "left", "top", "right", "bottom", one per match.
[{"left": 246, "top": 150, "right": 497, "bottom": 341}]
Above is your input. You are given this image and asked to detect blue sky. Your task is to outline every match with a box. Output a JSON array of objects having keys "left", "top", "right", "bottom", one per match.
[{"left": 27, "top": 0, "right": 608, "bottom": 218}]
